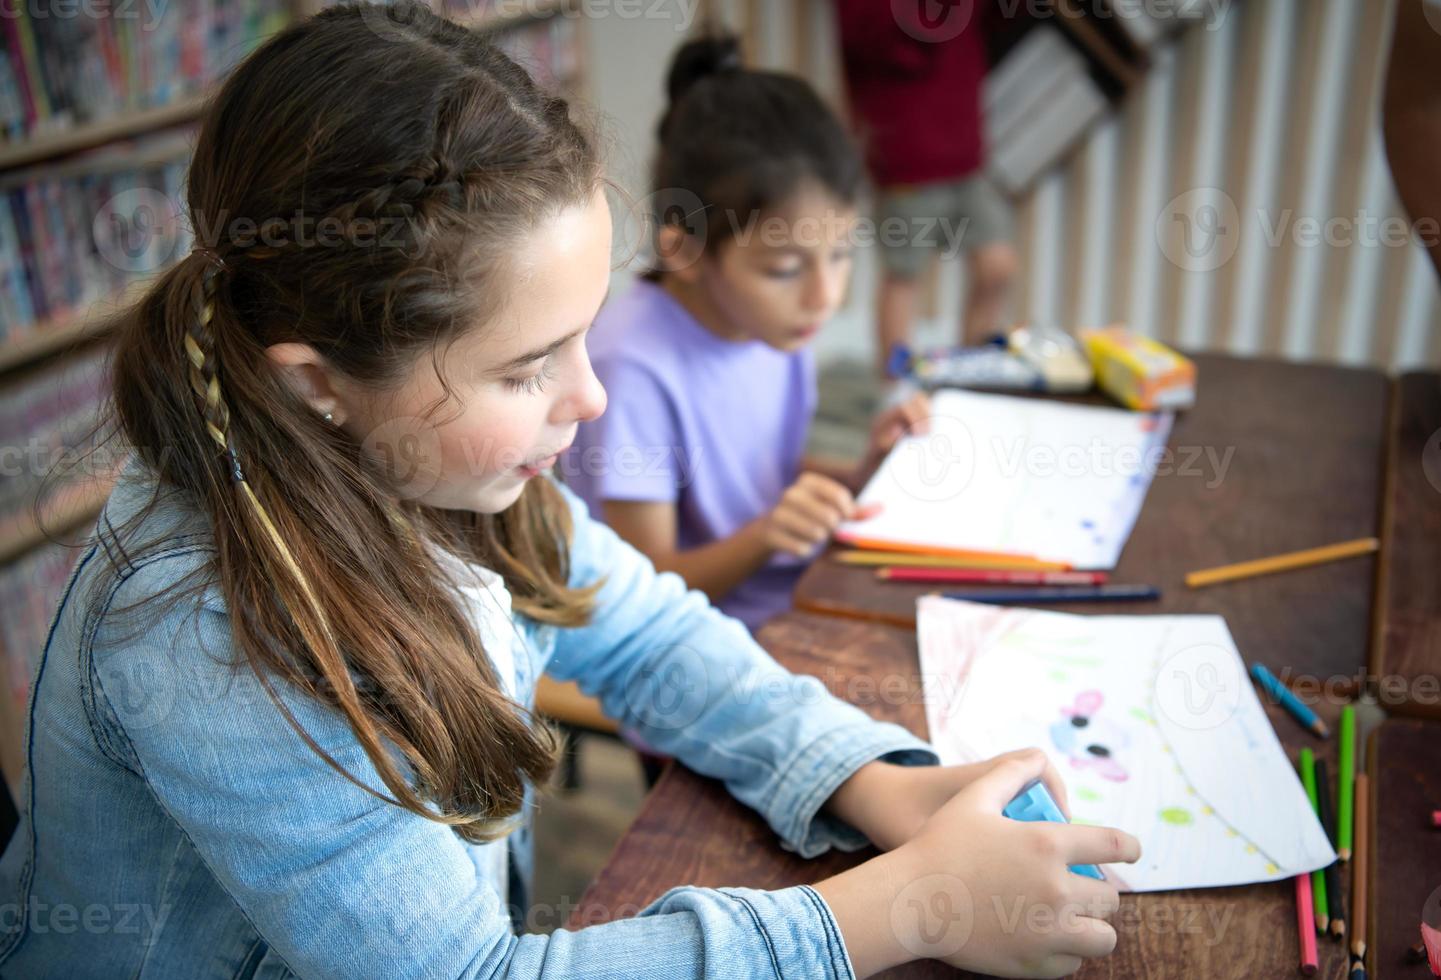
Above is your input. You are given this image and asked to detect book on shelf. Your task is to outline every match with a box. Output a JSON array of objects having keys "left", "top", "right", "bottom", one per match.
[
  {"left": 0, "top": 129, "right": 192, "bottom": 343},
  {"left": 0, "top": 344, "right": 111, "bottom": 535},
  {"left": 0, "top": 0, "right": 292, "bottom": 147}
]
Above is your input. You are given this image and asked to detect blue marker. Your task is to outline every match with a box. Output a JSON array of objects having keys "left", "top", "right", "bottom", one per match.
[
  {"left": 1249, "top": 662, "right": 1329, "bottom": 737},
  {"left": 1003, "top": 778, "right": 1105, "bottom": 879}
]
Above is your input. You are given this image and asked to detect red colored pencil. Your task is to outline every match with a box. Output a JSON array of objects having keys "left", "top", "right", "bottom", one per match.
[
  {"left": 878, "top": 567, "right": 1110, "bottom": 586},
  {"left": 1297, "top": 873, "right": 1319, "bottom": 976}
]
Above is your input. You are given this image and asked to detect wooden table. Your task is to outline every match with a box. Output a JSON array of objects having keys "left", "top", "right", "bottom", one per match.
[
  {"left": 794, "top": 353, "right": 1389, "bottom": 690},
  {"left": 572, "top": 611, "right": 1354, "bottom": 979},
  {"left": 1372, "top": 372, "right": 1441, "bottom": 720},
  {"left": 1367, "top": 718, "right": 1441, "bottom": 978}
]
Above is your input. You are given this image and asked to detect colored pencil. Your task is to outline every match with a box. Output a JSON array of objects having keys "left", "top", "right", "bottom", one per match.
[
  {"left": 1348, "top": 955, "right": 1366, "bottom": 980},
  {"left": 1352, "top": 772, "right": 1369, "bottom": 961},
  {"left": 1431, "top": 809, "right": 1440, "bottom": 829},
  {"left": 1250, "top": 663, "right": 1330, "bottom": 737},
  {"left": 833, "top": 533, "right": 1054, "bottom": 567},
  {"left": 1185, "top": 536, "right": 1379, "bottom": 588},
  {"left": 1296, "top": 872, "right": 1319, "bottom": 976},
  {"left": 833, "top": 549, "right": 1070, "bottom": 571},
  {"left": 938, "top": 585, "right": 1160, "bottom": 605},
  {"left": 1300, "top": 748, "right": 1330, "bottom": 934},
  {"left": 1315, "top": 758, "right": 1346, "bottom": 940},
  {"left": 878, "top": 567, "right": 1109, "bottom": 586},
  {"left": 1338, "top": 704, "right": 1355, "bottom": 860}
]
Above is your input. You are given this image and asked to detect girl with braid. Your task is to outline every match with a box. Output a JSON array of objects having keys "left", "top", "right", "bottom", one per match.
[{"left": 0, "top": 5, "right": 1136, "bottom": 979}]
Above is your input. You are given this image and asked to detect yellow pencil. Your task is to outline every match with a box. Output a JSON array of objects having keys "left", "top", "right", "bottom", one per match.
[
  {"left": 833, "top": 550, "right": 1070, "bottom": 572},
  {"left": 1185, "top": 537, "right": 1379, "bottom": 589}
]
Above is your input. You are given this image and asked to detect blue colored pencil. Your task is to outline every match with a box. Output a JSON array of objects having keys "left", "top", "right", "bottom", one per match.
[
  {"left": 938, "top": 585, "right": 1160, "bottom": 604},
  {"left": 1250, "top": 662, "right": 1329, "bottom": 737}
]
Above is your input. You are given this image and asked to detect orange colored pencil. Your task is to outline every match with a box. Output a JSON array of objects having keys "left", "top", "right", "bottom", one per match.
[
  {"left": 833, "top": 531, "right": 1063, "bottom": 568},
  {"left": 833, "top": 549, "right": 1070, "bottom": 572}
]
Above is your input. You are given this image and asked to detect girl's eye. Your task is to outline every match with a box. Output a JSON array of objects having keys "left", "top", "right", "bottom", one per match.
[
  {"left": 766, "top": 264, "right": 804, "bottom": 280},
  {"left": 505, "top": 359, "right": 556, "bottom": 395}
]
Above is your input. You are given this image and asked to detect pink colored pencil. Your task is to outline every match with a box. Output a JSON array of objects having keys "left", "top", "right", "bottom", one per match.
[
  {"left": 878, "top": 567, "right": 1109, "bottom": 586},
  {"left": 1297, "top": 873, "right": 1319, "bottom": 976}
]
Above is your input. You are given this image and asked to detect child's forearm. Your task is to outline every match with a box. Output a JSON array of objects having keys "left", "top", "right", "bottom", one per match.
[
  {"left": 801, "top": 455, "right": 868, "bottom": 495},
  {"left": 812, "top": 848, "right": 922, "bottom": 978},
  {"left": 647, "top": 517, "right": 775, "bottom": 603}
]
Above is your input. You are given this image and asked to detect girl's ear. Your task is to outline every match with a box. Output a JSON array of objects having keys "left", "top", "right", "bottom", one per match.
[
  {"left": 654, "top": 223, "right": 706, "bottom": 283},
  {"left": 265, "top": 342, "right": 351, "bottom": 425}
]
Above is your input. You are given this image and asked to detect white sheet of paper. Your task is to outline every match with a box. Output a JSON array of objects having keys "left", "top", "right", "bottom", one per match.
[
  {"left": 839, "top": 389, "right": 1174, "bottom": 569},
  {"left": 917, "top": 595, "right": 1336, "bottom": 892}
]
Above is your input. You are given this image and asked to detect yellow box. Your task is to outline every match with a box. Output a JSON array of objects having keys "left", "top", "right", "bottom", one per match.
[{"left": 1079, "top": 325, "right": 1196, "bottom": 411}]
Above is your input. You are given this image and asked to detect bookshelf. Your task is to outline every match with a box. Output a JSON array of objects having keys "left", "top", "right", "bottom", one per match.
[{"left": 0, "top": 0, "right": 591, "bottom": 795}]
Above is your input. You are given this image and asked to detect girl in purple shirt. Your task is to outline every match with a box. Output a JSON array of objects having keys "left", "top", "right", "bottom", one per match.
[{"left": 566, "top": 35, "right": 928, "bottom": 633}]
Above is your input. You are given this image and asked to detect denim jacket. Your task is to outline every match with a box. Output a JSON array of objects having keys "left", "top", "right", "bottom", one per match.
[{"left": 0, "top": 454, "right": 939, "bottom": 979}]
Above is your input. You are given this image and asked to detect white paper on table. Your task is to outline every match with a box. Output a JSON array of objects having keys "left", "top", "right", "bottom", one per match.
[
  {"left": 838, "top": 389, "right": 1174, "bottom": 569},
  {"left": 917, "top": 595, "right": 1337, "bottom": 893}
]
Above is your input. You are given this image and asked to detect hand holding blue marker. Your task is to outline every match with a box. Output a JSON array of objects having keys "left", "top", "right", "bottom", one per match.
[{"left": 1003, "top": 778, "right": 1106, "bottom": 879}]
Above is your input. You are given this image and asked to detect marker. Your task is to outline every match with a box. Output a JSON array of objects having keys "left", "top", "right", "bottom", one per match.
[
  {"left": 1250, "top": 663, "right": 1329, "bottom": 737},
  {"left": 938, "top": 585, "right": 1160, "bottom": 604},
  {"left": 880, "top": 567, "right": 1109, "bottom": 585}
]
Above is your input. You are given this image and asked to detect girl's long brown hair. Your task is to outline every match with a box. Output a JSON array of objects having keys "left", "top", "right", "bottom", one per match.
[{"left": 98, "top": 1, "right": 602, "bottom": 842}]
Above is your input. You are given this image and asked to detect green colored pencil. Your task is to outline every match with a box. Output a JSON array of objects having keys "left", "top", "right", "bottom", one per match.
[
  {"left": 1300, "top": 748, "right": 1329, "bottom": 933},
  {"left": 1338, "top": 705, "right": 1355, "bottom": 860}
]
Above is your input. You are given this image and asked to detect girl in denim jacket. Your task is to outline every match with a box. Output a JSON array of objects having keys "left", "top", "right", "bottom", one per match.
[{"left": 0, "top": 5, "right": 1137, "bottom": 977}]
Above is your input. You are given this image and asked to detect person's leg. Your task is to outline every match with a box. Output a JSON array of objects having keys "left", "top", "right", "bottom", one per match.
[
  {"left": 876, "top": 273, "right": 921, "bottom": 377},
  {"left": 962, "top": 242, "right": 1019, "bottom": 346},
  {"left": 873, "top": 185, "right": 940, "bottom": 376},
  {"left": 950, "top": 176, "right": 1018, "bottom": 346}
]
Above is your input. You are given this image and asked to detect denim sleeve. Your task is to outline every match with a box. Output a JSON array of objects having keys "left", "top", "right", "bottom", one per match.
[
  {"left": 545, "top": 480, "right": 941, "bottom": 859},
  {"left": 87, "top": 557, "right": 859, "bottom": 980}
]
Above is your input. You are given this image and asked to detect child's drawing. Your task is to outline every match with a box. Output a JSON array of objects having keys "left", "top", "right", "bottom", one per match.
[{"left": 1050, "top": 690, "right": 1130, "bottom": 782}]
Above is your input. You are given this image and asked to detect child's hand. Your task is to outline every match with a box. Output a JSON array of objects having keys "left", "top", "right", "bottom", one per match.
[
  {"left": 763, "top": 473, "right": 881, "bottom": 556},
  {"left": 891, "top": 749, "right": 1139, "bottom": 977},
  {"left": 827, "top": 750, "right": 1073, "bottom": 853},
  {"left": 861, "top": 391, "right": 931, "bottom": 474}
]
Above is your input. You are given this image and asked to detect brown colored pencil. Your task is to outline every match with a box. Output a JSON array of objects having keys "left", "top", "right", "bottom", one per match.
[{"left": 1351, "top": 772, "right": 1369, "bottom": 961}]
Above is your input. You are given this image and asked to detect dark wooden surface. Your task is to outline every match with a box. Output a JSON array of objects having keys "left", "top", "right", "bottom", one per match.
[
  {"left": 1367, "top": 718, "right": 1441, "bottom": 980},
  {"left": 1372, "top": 372, "right": 1441, "bottom": 720},
  {"left": 571, "top": 611, "right": 1352, "bottom": 979},
  {"left": 794, "top": 353, "right": 1389, "bottom": 691}
]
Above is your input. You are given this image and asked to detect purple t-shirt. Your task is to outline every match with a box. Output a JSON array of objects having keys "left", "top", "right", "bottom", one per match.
[{"left": 562, "top": 278, "right": 817, "bottom": 632}]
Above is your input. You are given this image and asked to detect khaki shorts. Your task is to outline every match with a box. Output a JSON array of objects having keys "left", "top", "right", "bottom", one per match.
[{"left": 874, "top": 175, "right": 1013, "bottom": 278}]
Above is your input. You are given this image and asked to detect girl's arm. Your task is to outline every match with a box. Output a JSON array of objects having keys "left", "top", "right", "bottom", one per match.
[
  {"left": 547, "top": 479, "right": 938, "bottom": 861},
  {"left": 86, "top": 555, "right": 861, "bottom": 980},
  {"left": 601, "top": 498, "right": 773, "bottom": 603}
]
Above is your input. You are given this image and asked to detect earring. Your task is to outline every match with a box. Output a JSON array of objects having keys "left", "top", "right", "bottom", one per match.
[{"left": 323, "top": 411, "right": 334, "bottom": 424}]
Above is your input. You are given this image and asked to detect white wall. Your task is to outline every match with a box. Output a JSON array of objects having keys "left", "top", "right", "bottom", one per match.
[{"left": 580, "top": 0, "right": 1440, "bottom": 371}]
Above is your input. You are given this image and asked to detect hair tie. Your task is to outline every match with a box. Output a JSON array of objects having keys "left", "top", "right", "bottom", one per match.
[{"left": 192, "top": 245, "right": 229, "bottom": 273}]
